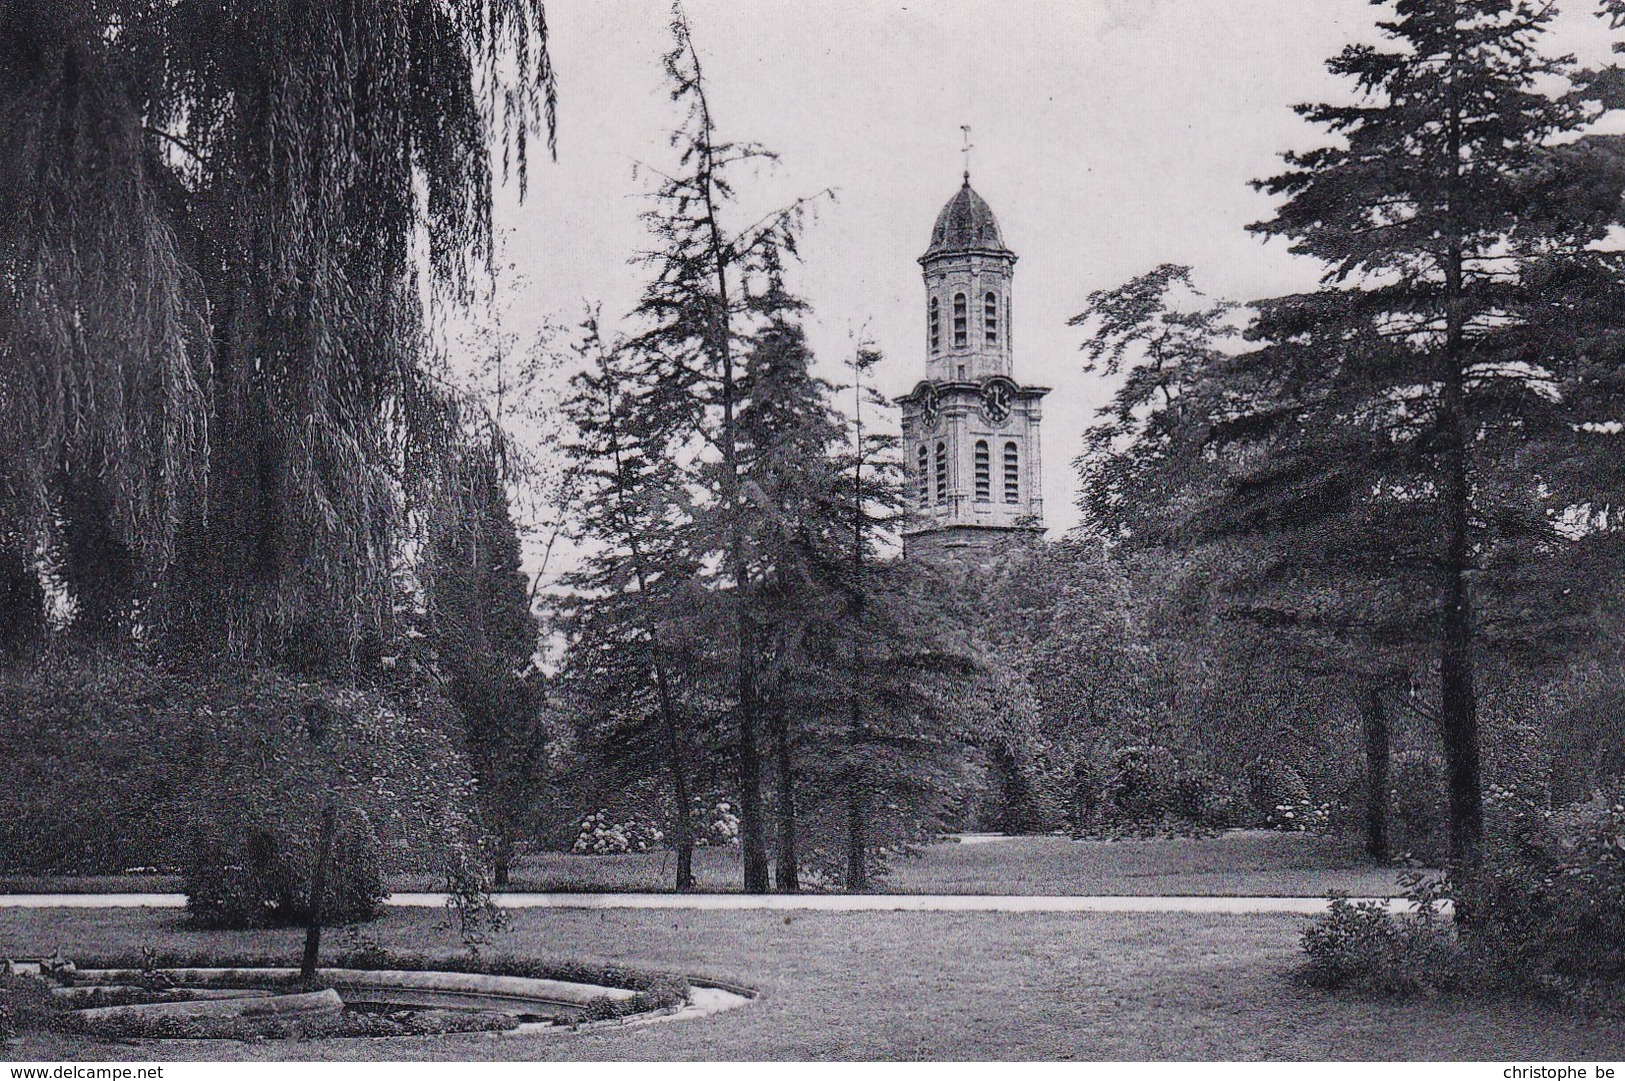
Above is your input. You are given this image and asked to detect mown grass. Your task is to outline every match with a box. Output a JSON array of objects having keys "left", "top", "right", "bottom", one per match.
[
  {"left": 407, "top": 830, "right": 1419, "bottom": 897},
  {"left": 0, "top": 831, "right": 1423, "bottom": 899},
  {"left": 2, "top": 905, "right": 1617, "bottom": 1060}
]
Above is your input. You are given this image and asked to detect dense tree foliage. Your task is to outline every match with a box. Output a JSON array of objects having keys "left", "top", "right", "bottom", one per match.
[
  {"left": 556, "top": 315, "right": 709, "bottom": 889},
  {"left": 1075, "top": 1, "right": 1625, "bottom": 869},
  {"left": 421, "top": 434, "right": 547, "bottom": 886},
  {"left": 0, "top": 0, "right": 554, "bottom": 667}
]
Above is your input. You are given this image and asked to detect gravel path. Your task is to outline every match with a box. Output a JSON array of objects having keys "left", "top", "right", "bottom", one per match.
[{"left": 0, "top": 892, "right": 1428, "bottom": 914}]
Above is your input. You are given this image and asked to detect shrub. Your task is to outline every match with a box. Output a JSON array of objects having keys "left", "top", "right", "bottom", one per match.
[
  {"left": 0, "top": 654, "right": 192, "bottom": 873},
  {"left": 0, "top": 972, "right": 61, "bottom": 1039},
  {"left": 184, "top": 805, "right": 387, "bottom": 928},
  {"left": 1271, "top": 798, "right": 1332, "bottom": 833},
  {"left": 1391, "top": 752, "right": 1448, "bottom": 862},
  {"left": 1300, "top": 880, "right": 1466, "bottom": 994},
  {"left": 0, "top": 652, "right": 485, "bottom": 891},
  {"left": 57, "top": 1005, "right": 519, "bottom": 1041},
  {"left": 1066, "top": 756, "right": 1102, "bottom": 834},
  {"left": 1243, "top": 757, "right": 1311, "bottom": 827},
  {"left": 571, "top": 810, "right": 663, "bottom": 855},
  {"left": 1104, "top": 745, "right": 1178, "bottom": 820},
  {"left": 1173, "top": 768, "right": 1236, "bottom": 828},
  {"left": 1304, "top": 786, "right": 1625, "bottom": 1004},
  {"left": 695, "top": 799, "right": 741, "bottom": 847},
  {"left": 1461, "top": 784, "right": 1625, "bottom": 995}
]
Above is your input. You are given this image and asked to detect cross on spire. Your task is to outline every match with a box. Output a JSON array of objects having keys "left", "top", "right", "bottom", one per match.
[{"left": 960, "top": 124, "right": 973, "bottom": 183}]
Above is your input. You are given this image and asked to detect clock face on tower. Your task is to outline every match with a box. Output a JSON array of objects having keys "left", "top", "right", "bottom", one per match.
[
  {"left": 980, "top": 378, "right": 1014, "bottom": 425},
  {"left": 918, "top": 382, "right": 942, "bottom": 427}
]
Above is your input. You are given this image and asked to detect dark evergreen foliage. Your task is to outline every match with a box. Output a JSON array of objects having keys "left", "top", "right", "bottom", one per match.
[
  {"left": 1076, "top": 1, "right": 1625, "bottom": 869},
  {"left": 422, "top": 437, "right": 546, "bottom": 887}
]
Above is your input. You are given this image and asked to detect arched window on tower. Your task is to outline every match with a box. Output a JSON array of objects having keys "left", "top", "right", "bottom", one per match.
[
  {"left": 929, "top": 296, "right": 940, "bottom": 353},
  {"left": 917, "top": 444, "right": 930, "bottom": 506},
  {"left": 935, "top": 442, "right": 949, "bottom": 504},
  {"left": 974, "top": 441, "right": 990, "bottom": 502},
  {"left": 952, "top": 293, "right": 967, "bottom": 348},
  {"left": 984, "top": 292, "right": 998, "bottom": 345},
  {"left": 1003, "top": 441, "right": 1020, "bottom": 504}
]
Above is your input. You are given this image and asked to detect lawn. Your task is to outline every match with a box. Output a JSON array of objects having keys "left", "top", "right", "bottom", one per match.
[
  {"left": 0, "top": 831, "right": 1425, "bottom": 898},
  {"left": 1, "top": 905, "right": 1618, "bottom": 1060}
]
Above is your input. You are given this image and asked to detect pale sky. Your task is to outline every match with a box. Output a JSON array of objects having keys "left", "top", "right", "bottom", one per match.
[{"left": 474, "top": 0, "right": 1618, "bottom": 573}]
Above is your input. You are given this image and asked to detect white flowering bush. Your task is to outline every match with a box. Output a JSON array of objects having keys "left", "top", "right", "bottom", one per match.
[
  {"left": 571, "top": 811, "right": 663, "bottom": 855},
  {"left": 1243, "top": 757, "right": 1313, "bottom": 829},
  {"left": 1266, "top": 797, "right": 1333, "bottom": 833},
  {"left": 694, "top": 800, "right": 740, "bottom": 847}
]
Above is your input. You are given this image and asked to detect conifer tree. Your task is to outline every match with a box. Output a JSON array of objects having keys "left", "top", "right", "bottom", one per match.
[
  {"left": 557, "top": 316, "right": 703, "bottom": 889},
  {"left": 732, "top": 281, "right": 847, "bottom": 892},
  {"left": 1078, "top": 1, "right": 1625, "bottom": 870},
  {"left": 628, "top": 3, "right": 828, "bottom": 892},
  {"left": 422, "top": 434, "right": 545, "bottom": 888}
]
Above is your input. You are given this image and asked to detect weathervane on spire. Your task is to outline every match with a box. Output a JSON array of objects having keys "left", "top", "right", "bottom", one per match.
[{"left": 960, "top": 124, "right": 973, "bottom": 182}]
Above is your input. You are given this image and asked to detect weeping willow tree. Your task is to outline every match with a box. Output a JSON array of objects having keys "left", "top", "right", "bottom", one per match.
[
  {"left": 0, "top": 3, "right": 211, "bottom": 647},
  {"left": 0, "top": 0, "right": 554, "bottom": 666}
]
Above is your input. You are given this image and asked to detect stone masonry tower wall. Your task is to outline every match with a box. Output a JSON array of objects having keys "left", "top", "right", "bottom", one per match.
[{"left": 899, "top": 175, "right": 1049, "bottom": 564}]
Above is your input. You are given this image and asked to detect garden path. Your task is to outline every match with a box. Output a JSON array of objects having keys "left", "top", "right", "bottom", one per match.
[{"left": 0, "top": 892, "right": 1434, "bottom": 914}]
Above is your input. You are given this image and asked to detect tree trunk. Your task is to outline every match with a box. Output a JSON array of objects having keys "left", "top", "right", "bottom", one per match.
[
  {"left": 608, "top": 403, "right": 697, "bottom": 891},
  {"left": 1438, "top": 560, "right": 1483, "bottom": 870},
  {"left": 0, "top": 533, "right": 44, "bottom": 655},
  {"left": 683, "top": 46, "right": 773, "bottom": 893},
  {"left": 653, "top": 659, "right": 696, "bottom": 891},
  {"left": 301, "top": 801, "right": 337, "bottom": 983},
  {"left": 492, "top": 828, "right": 512, "bottom": 889},
  {"left": 770, "top": 699, "right": 800, "bottom": 892},
  {"left": 1438, "top": 46, "right": 1484, "bottom": 877},
  {"left": 1360, "top": 687, "right": 1391, "bottom": 861},
  {"left": 845, "top": 777, "right": 868, "bottom": 891},
  {"left": 734, "top": 637, "right": 772, "bottom": 893}
]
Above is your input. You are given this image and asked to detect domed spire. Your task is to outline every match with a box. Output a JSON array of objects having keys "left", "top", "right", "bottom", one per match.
[{"left": 922, "top": 177, "right": 1011, "bottom": 260}]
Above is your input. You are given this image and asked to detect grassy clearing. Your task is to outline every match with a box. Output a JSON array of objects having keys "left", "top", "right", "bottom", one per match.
[
  {"left": 419, "top": 830, "right": 1420, "bottom": 896},
  {"left": 3, "top": 905, "right": 1616, "bottom": 1060},
  {"left": 0, "top": 875, "right": 185, "bottom": 896},
  {"left": 1, "top": 831, "right": 1420, "bottom": 899}
]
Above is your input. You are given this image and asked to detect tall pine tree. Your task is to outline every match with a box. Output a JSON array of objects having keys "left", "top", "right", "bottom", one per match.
[
  {"left": 422, "top": 433, "right": 545, "bottom": 887},
  {"left": 558, "top": 315, "right": 704, "bottom": 889},
  {"left": 1079, "top": 1, "right": 1625, "bottom": 870},
  {"left": 626, "top": 3, "right": 828, "bottom": 891}
]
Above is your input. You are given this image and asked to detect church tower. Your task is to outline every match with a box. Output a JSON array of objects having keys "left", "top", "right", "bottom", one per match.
[{"left": 899, "top": 174, "right": 1049, "bottom": 561}]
